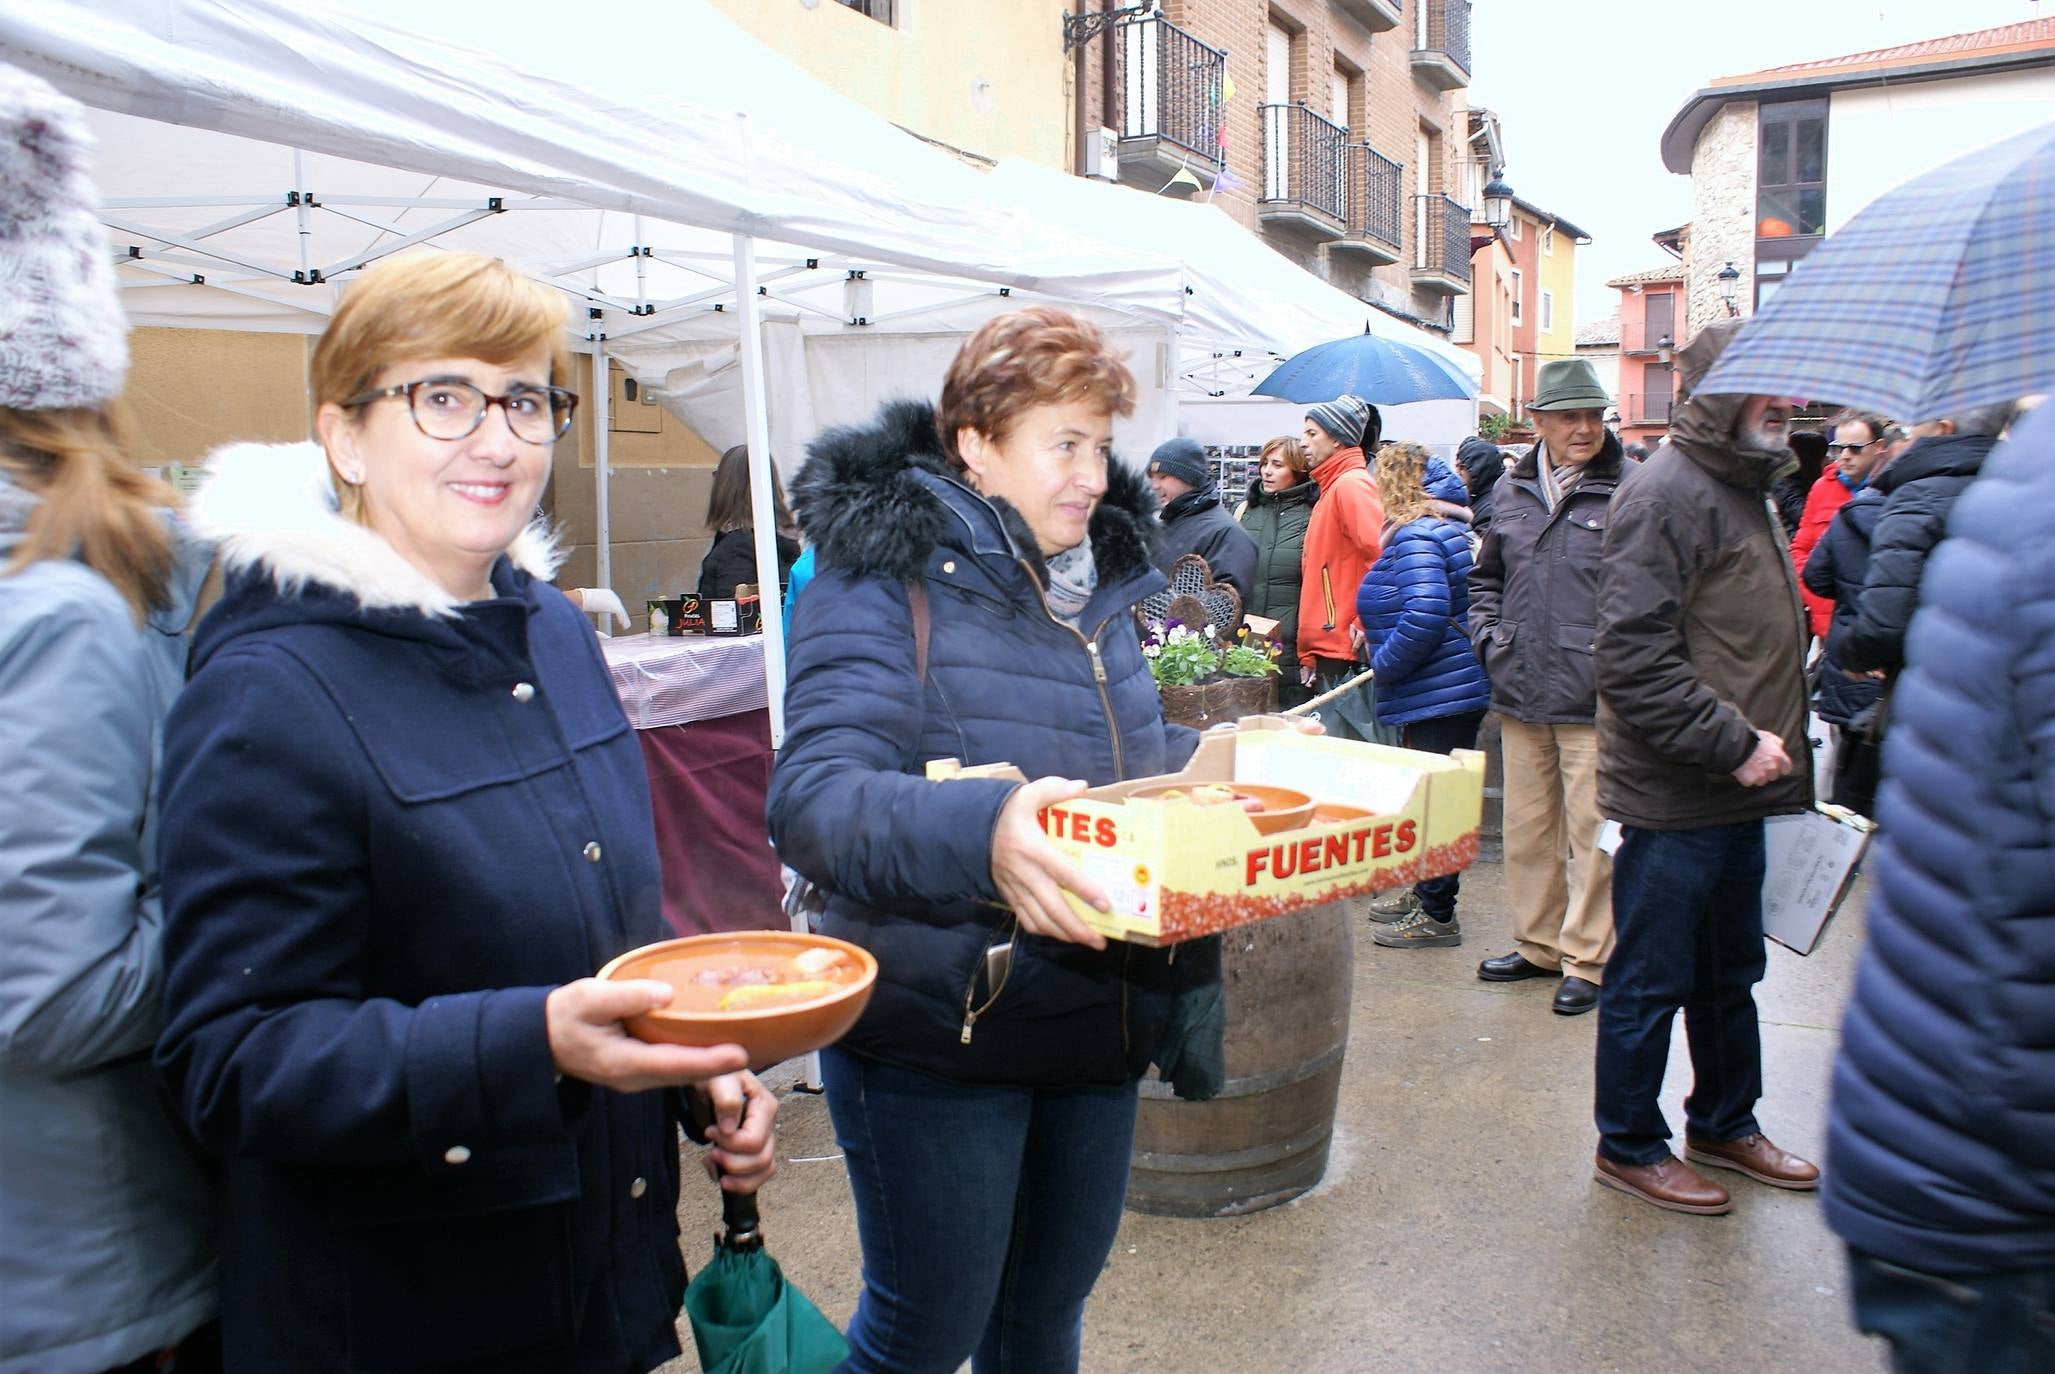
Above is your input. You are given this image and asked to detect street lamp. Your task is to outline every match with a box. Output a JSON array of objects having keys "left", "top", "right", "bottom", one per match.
[
  {"left": 1481, "top": 173, "right": 1514, "bottom": 231},
  {"left": 1716, "top": 260, "right": 1742, "bottom": 317}
]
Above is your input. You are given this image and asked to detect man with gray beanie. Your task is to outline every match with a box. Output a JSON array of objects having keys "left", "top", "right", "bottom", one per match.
[
  {"left": 1295, "top": 394, "right": 1389, "bottom": 742},
  {"left": 1147, "top": 435, "right": 1256, "bottom": 602}
]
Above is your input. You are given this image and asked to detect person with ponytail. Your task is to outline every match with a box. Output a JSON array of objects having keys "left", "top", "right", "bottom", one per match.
[{"left": 0, "top": 67, "right": 221, "bottom": 1373}]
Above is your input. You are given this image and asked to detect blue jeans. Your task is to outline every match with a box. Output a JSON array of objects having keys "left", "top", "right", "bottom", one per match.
[
  {"left": 1400, "top": 710, "right": 1486, "bottom": 919},
  {"left": 1848, "top": 1248, "right": 2055, "bottom": 1373},
  {"left": 821, "top": 1047, "right": 1140, "bottom": 1374},
  {"left": 1593, "top": 822, "right": 1767, "bottom": 1165}
]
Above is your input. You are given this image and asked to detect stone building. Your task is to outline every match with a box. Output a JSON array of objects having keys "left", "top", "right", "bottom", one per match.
[{"left": 1660, "top": 18, "right": 2055, "bottom": 337}]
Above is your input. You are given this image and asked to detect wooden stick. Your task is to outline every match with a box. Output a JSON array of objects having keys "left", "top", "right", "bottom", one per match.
[{"left": 1284, "top": 666, "right": 1375, "bottom": 717}]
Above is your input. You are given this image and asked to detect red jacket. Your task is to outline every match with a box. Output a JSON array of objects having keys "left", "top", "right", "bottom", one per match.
[
  {"left": 1790, "top": 471, "right": 1851, "bottom": 639},
  {"left": 1296, "top": 447, "right": 1384, "bottom": 666}
]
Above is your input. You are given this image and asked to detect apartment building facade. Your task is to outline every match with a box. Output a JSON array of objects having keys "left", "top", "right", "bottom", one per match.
[
  {"left": 1074, "top": 0, "right": 1477, "bottom": 333},
  {"left": 1606, "top": 265, "right": 1686, "bottom": 452},
  {"left": 1660, "top": 18, "right": 2055, "bottom": 335}
]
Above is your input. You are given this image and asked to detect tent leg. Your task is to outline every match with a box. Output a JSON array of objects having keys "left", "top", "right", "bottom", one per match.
[
  {"left": 734, "top": 231, "right": 816, "bottom": 1090},
  {"left": 593, "top": 341, "right": 614, "bottom": 634}
]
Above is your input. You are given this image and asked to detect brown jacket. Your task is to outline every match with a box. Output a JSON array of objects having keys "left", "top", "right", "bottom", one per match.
[{"left": 1594, "top": 319, "right": 1814, "bottom": 829}]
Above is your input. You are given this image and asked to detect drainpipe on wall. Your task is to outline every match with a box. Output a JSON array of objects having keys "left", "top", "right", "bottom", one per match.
[{"left": 1072, "top": 12, "right": 1088, "bottom": 174}]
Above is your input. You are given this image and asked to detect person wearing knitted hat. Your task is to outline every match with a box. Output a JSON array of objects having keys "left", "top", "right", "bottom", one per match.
[
  {"left": 0, "top": 65, "right": 222, "bottom": 1372},
  {"left": 1146, "top": 435, "right": 1256, "bottom": 602},
  {"left": 1295, "top": 393, "right": 1392, "bottom": 742}
]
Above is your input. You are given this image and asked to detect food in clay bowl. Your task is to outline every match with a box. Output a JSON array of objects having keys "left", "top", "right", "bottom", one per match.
[
  {"left": 1127, "top": 781, "right": 1317, "bottom": 835},
  {"left": 599, "top": 931, "right": 878, "bottom": 1067}
]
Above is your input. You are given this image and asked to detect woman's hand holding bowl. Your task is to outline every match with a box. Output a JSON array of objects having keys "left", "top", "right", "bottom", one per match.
[{"left": 546, "top": 977, "right": 749, "bottom": 1092}]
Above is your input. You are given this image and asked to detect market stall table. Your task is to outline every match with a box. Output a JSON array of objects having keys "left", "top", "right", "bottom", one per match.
[{"left": 602, "top": 632, "right": 784, "bottom": 936}]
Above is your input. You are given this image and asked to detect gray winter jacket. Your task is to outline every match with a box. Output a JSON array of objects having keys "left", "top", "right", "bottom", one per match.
[
  {"left": 1467, "top": 432, "right": 1626, "bottom": 725},
  {"left": 0, "top": 469, "right": 217, "bottom": 1373}
]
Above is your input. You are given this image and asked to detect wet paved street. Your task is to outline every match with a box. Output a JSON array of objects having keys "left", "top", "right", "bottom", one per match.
[{"left": 666, "top": 857, "right": 1885, "bottom": 1373}]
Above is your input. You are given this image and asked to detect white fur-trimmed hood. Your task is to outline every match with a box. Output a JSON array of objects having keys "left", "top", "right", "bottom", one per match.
[{"left": 188, "top": 441, "right": 562, "bottom": 618}]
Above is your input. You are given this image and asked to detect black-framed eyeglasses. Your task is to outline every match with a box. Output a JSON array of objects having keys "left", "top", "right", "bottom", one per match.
[
  {"left": 344, "top": 377, "right": 579, "bottom": 444},
  {"left": 1826, "top": 437, "right": 1880, "bottom": 455}
]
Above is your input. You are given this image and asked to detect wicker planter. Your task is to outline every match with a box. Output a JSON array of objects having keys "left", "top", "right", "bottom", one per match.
[{"left": 1158, "top": 674, "right": 1278, "bottom": 730}]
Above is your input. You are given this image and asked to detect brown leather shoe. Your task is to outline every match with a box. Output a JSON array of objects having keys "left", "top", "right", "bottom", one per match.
[
  {"left": 1593, "top": 1152, "right": 1733, "bottom": 1215},
  {"left": 1685, "top": 1133, "right": 1821, "bottom": 1191}
]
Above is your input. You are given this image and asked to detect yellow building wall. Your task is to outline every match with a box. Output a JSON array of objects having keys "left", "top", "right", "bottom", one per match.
[
  {"left": 704, "top": 0, "right": 1072, "bottom": 169},
  {"left": 1537, "top": 231, "right": 1577, "bottom": 367}
]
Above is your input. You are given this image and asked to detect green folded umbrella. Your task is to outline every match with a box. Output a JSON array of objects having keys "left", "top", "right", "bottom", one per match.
[{"left": 684, "top": 1191, "right": 848, "bottom": 1374}]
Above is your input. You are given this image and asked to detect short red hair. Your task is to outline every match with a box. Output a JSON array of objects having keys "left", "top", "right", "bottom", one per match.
[{"left": 936, "top": 307, "right": 1137, "bottom": 468}]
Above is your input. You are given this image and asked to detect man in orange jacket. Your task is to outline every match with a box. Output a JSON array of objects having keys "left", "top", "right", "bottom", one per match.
[{"left": 1295, "top": 394, "right": 1390, "bottom": 742}]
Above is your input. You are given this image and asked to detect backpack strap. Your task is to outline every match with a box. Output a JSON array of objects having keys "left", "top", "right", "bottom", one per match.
[{"left": 908, "top": 578, "right": 930, "bottom": 685}]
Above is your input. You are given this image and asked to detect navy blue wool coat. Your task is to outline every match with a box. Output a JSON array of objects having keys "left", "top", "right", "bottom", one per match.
[
  {"left": 770, "top": 401, "right": 1197, "bottom": 1087},
  {"left": 1356, "top": 515, "right": 1491, "bottom": 727},
  {"left": 1822, "top": 402, "right": 2055, "bottom": 1276},
  {"left": 153, "top": 443, "right": 689, "bottom": 1374}
]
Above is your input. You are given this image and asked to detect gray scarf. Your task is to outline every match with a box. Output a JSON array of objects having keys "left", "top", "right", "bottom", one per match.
[{"left": 1042, "top": 541, "right": 1098, "bottom": 627}]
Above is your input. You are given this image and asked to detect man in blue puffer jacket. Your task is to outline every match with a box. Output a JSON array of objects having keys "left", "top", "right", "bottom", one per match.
[
  {"left": 1357, "top": 441, "right": 1490, "bottom": 949},
  {"left": 1822, "top": 397, "right": 2055, "bottom": 1371}
]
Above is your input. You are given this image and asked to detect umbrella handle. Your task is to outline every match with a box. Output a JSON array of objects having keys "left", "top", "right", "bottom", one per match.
[{"left": 722, "top": 1187, "right": 763, "bottom": 1251}]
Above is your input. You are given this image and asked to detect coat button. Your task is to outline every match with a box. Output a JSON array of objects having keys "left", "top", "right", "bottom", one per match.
[
  {"left": 583, "top": 841, "right": 602, "bottom": 862},
  {"left": 941, "top": 560, "right": 955, "bottom": 574},
  {"left": 511, "top": 682, "right": 536, "bottom": 703},
  {"left": 630, "top": 1176, "right": 648, "bottom": 1199},
  {"left": 444, "top": 1145, "right": 472, "bottom": 1166}
]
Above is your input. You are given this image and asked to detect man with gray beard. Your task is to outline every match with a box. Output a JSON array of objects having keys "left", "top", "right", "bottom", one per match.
[{"left": 1588, "top": 318, "right": 1819, "bottom": 1216}]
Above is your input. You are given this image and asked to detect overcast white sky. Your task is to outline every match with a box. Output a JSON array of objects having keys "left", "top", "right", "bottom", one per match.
[{"left": 1466, "top": 0, "right": 2046, "bottom": 328}]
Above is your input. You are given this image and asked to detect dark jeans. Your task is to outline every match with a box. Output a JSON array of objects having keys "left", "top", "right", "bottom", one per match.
[
  {"left": 1832, "top": 724, "right": 1882, "bottom": 818},
  {"left": 822, "top": 1046, "right": 1140, "bottom": 1374},
  {"left": 105, "top": 1321, "right": 221, "bottom": 1374},
  {"left": 1400, "top": 710, "right": 1486, "bottom": 919},
  {"left": 1848, "top": 1248, "right": 2055, "bottom": 1373},
  {"left": 1594, "top": 822, "right": 1767, "bottom": 1166}
]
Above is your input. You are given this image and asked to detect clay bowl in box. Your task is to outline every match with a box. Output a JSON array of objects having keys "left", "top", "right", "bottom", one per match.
[
  {"left": 1127, "top": 781, "right": 1316, "bottom": 835},
  {"left": 599, "top": 931, "right": 877, "bottom": 1067},
  {"left": 1312, "top": 801, "right": 1371, "bottom": 827}
]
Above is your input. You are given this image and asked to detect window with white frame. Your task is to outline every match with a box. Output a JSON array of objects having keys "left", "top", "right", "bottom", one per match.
[
  {"left": 1508, "top": 214, "right": 1520, "bottom": 239},
  {"left": 1540, "top": 290, "right": 1554, "bottom": 331},
  {"left": 837, "top": 0, "right": 895, "bottom": 23},
  {"left": 1511, "top": 268, "right": 1523, "bottom": 323}
]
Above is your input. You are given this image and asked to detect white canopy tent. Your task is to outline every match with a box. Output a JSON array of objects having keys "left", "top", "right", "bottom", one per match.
[{"left": 1, "top": 0, "right": 1484, "bottom": 736}]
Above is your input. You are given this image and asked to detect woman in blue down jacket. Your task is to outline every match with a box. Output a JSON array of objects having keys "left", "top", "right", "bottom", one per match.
[
  {"left": 1357, "top": 441, "right": 1491, "bottom": 952},
  {"left": 769, "top": 308, "right": 1199, "bottom": 1373},
  {"left": 153, "top": 253, "right": 774, "bottom": 1374}
]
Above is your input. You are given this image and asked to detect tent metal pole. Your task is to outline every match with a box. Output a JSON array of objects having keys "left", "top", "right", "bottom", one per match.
[
  {"left": 592, "top": 338, "right": 615, "bottom": 634},
  {"left": 731, "top": 231, "right": 785, "bottom": 751},
  {"left": 736, "top": 230, "right": 815, "bottom": 1093},
  {"left": 292, "top": 151, "right": 311, "bottom": 282}
]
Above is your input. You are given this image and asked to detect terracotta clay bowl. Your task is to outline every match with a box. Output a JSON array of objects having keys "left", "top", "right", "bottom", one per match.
[
  {"left": 598, "top": 931, "right": 877, "bottom": 1068},
  {"left": 1128, "top": 781, "right": 1317, "bottom": 835}
]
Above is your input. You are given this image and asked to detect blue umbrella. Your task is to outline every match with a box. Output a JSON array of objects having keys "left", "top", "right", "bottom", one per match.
[
  {"left": 1697, "top": 118, "right": 2055, "bottom": 421},
  {"left": 1254, "top": 326, "right": 1478, "bottom": 404}
]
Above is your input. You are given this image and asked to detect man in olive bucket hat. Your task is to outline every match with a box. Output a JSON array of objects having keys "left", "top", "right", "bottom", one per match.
[
  {"left": 1295, "top": 395, "right": 1393, "bottom": 743},
  {"left": 1468, "top": 358, "right": 1625, "bottom": 1017}
]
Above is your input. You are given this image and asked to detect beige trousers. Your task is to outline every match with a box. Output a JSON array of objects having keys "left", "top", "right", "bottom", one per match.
[{"left": 1499, "top": 718, "right": 1615, "bottom": 982}]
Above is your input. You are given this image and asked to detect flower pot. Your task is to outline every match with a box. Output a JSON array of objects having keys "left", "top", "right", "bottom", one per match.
[{"left": 1157, "top": 675, "right": 1277, "bottom": 730}]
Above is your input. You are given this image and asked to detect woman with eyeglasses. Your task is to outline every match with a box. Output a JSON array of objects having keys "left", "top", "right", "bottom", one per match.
[{"left": 152, "top": 252, "right": 776, "bottom": 1373}]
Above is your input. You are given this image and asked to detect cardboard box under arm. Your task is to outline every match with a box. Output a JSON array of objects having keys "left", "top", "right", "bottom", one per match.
[{"left": 930, "top": 720, "right": 1485, "bottom": 946}]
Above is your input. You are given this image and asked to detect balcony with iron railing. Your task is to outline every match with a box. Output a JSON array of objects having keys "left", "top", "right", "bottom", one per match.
[
  {"left": 1411, "top": 193, "right": 1473, "bottom": 295},
  {"left": 1114, "top": 14, "right": 1227, "bottom": 189},
  {"left": 1411, "top": 0, "right": 1473, "bottom": 91},
  {"left": 1258, "top": 103, "right": 1349, "bottom": 235},
  {"left": 1622, "top": 392, "right": 1674, "bottom": 425},
  {"left": 1334, "top": 0, "right": 1402, "bottom": 33},
  {"left": 1330, "top": 145, "right": 1405, "bottom": 265}
]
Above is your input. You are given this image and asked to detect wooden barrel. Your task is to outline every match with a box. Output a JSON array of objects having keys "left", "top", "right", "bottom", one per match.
[{"left": 1126, "top": 901, "right": 1354, "bottom": 1217}]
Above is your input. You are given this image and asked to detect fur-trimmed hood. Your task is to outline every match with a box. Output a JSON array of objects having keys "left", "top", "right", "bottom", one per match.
[
  {"left": 188, "top": 440, "right": 560, "bottom": 618},
  {"left": 791, "top": 399, "right": 1158, "bottom": 590}
]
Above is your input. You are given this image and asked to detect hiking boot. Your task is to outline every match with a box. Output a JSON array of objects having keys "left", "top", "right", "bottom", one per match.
[
  {"left": 1371, "top": 907, "right": 1461, "bottom": 948},
  {"left": 1366, "top": 889, "right": 1422, "bottom": 923}
]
